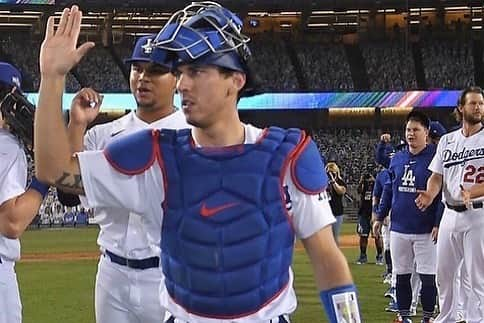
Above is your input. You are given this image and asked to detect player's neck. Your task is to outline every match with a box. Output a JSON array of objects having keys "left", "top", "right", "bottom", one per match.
[
  {"left": 193, "top": 118, "right": 245, "bottom": 147},
  {"left": 461, "top": 121, "right": 483, "bottom": 137},
  {"left": 136, "top": 105, "right": 175, "bottom": 124},
  {"left": 408, "top": 143, "right": 426, "bottom": 155}
]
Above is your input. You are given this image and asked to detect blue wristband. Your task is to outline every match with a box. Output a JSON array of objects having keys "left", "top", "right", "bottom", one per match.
[
  {"left": 320, "top": 284, "right": 361, "bottom": 323},
  {"left": 29, "top": 176, "right": 49, "bottom": 198}
]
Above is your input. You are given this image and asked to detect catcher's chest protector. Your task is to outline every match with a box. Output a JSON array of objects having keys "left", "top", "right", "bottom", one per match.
[{"left": 159, "top": 127, "right": 301, "bottom": 318}]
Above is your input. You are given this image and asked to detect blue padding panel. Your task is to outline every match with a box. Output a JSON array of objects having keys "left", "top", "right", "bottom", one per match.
[{"left": 104, "top": 129, "right": 157, "bottom": 175}]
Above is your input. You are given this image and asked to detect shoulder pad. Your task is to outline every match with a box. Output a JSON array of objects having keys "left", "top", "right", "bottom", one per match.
[
  {"left": 291, "top": 135, "right": 328, "bottom": 194},
  {"left": 103, "top": 129, "right": 158, "bottom": 175}
]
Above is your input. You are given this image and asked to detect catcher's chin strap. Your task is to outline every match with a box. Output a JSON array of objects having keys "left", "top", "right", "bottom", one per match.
[{"left": 0, "top": 87, "right": 35, "bottom": 157}]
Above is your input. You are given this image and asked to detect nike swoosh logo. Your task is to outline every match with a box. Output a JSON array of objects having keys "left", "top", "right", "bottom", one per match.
[
  {"left": 110, "top": 129, "right": 125, "bottom": 137},
  {"left": 200, "top": 202, "right": 239, "bottom": 217}
]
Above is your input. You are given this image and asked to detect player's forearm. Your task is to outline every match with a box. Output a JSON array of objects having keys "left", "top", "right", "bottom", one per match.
[
  {"left": 67, "top": 122, "right": 87, "bottom": 153},
  {"left": 469, "top": 183, "right": 484, "bottom": 199},
  {"left": 425, "top": 172, "right": 443, "bottom": 201},
  {"left": 302, "top": 226, "right": 353, "bottom": 290},
  {"left": 0, "top": 189, "right": 44, "bottom": 238},
  {"left": 332, "top": 182, "right": 346, "bottom": 195},
  {"left": 35, "top": 77, "right": 79, "bottom": 186}
]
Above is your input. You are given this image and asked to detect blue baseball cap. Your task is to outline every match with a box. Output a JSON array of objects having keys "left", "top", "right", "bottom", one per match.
[
  {"left": 429, "top": 121, "right": 447, "bottom": 139},
  {"left": 0, "top": 62, "right": 22, "bottom": 91},
  {"left": 124, "top": 35, "right": 156, "bottom": 64}
]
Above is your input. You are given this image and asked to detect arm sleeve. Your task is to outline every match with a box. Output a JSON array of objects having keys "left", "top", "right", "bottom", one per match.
[
  {"left": 376, "top": 171, "right": 393, "bottom": 221},
  {"left": 375, "top": 141, "right": 391, "bottom": 168},
  {"left": 0, "top": 144, "right": 27, "bottom": 206},
  {"left": 372, "top": 173, "right": 383, "bottom": 199},
  {"left": 286, "top": 170, "right": 336, "bottom": 240},
  {"left": 77, "top": 150, "right": 163, "bottom": 215},
  {"left": 84, "top": 127, "right": 97, "bottom": 151},
  {"left": 429, "top": 138, "right": 444, "bottom": 175}
]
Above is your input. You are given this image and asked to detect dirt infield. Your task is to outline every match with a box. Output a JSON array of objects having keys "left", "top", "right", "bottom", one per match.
[
  {"left": 20, "top": 251, "right": 100, "bottom": 262},
  {"left": 20, "top": 234, "right": 364, "bottom": 262}
]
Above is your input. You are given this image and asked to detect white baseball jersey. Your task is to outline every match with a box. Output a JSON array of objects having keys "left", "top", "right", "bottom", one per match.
[
  {"left": 83, "top": 110, "right": 189, "bottom": 259},
  {"left": 78, "top": 123, "right": 336, "bottom": 322},
  {"left": 0, "top": 128, "right": 26, "bottom": 261},
  {"left": 429, "top": 127, "right": 484, "bottom": 205},
  {"left": 0, "top": 128, "right": 25, "bottom": 323},
  {"left": 429, "top": 126, "right": 484, "bottom": 323}
]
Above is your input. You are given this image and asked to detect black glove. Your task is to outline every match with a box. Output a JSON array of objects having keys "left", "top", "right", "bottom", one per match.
[{"left": 0, "top": 87, "right": 35, "bottom": 156}]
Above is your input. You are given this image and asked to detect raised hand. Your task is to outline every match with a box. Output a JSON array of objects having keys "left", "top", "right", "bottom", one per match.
[
  {"left": 69, "top": 88, "right": 103, "bottom": 127},
  {"left": 40, "top": 5, "right": 95, "bottom": 77},
  {"left": 380, "top": 133, "right": 391, "bottom": 143}
]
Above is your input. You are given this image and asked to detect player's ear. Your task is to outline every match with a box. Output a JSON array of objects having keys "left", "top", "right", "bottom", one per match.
[{"left": 457, "top": 104, "right": 464, "bottom": 114}]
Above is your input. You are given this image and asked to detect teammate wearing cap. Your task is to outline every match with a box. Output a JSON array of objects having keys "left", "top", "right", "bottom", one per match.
[
  {"left": 0, "top": 61, "right": 49, "bottom": 323},
  {"left": 58, "top": 35, "right": 188, "bottom": 323},
  {"left": 428, "top": 121, "right": 446, "bottom": 145},
  {"left": 34, "top": 4, "right": 361, "bottom": 323},
  {"left": 416, "top": 86, "right": 484, "bottom": 323}
]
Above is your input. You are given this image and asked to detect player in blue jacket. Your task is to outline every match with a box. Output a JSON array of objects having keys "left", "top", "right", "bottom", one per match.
[{"left": 373, "top": 110, "right": 442, "bottom": 323}]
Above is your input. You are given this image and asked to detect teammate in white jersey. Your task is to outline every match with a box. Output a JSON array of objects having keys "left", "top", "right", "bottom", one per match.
[
  {"left": 416, "top": 86, "right": 484, "bottom": 323},
  {"left": 0, "top": 62, "right": 49, "bottom": 323},
  {"left": 34, "top": 5, "right": 361, "bottom": 323},
  {"left": 60, "top": 35, "right": 188, "bottom": 323}
]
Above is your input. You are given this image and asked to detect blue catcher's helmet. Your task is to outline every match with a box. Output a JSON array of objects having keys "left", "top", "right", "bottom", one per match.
[{"left": 149, "top": 2, "right": 258, "bottom": 94}]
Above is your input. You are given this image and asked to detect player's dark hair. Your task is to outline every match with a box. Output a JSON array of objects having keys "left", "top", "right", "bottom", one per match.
[
  {"left": 406, "top": 110, "right": 430, "bottom": 129},
  {"left": 215, "top": 66, "right": 248, "bottom": 102},
  {"left": 454, "top": 86, "right": 484, "bottom": 122}
]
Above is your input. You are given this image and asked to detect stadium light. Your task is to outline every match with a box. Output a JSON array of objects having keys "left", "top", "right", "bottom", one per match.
[
  {"left": 247, "top": 12, "right": 268, "bottom": 16},
  {"left": 307, "top": 23, "right": 329, "bottom": 27},
  {"left": 311, "top": 11, "right": 334, "bottom": 14},
  {"left": 377, "top": 9, "right": 396, "bottom": 13},
  {"left": 444, "top": 6, "right": 469, "bottom": 11},
  {"left": 0, "top": 14, "right": 39, "bottom": 18},
  {"left": 280, "top": 12, "right": 300, "bottom": 15},
  {"left": 0, "top": 23, "right": 32, "bottom": 26}
]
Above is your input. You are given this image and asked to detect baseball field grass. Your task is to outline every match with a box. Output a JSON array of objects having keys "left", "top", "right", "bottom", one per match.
[{"left": 16, "top": 224, "right": 424, "bottom": 323}]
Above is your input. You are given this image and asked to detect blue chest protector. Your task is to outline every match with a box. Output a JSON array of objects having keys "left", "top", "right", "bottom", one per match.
[
  {"left": 160, "top": 127, "right": 299, "bottom": 318},
  {"left": 104, "top": 126, "right": 327, "bottom": 318}
]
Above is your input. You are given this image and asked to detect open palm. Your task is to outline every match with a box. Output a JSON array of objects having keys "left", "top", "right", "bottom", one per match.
[{"left": 39, "top": 6, "right": 94, "bottom": 77}]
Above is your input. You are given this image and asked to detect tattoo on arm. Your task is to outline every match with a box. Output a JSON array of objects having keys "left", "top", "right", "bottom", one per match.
[{"left": 55, "top": 172, "right": 85, "bottom": 195}]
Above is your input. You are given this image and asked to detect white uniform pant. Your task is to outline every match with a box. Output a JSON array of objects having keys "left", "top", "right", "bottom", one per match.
[
  {"left": 435, "top": 207, "right": 484, "bottom": 323},
  {"left": 390, "top": 231, "right": 436, "bottom": 275},
  {"left": 95, "top": 254, "right": 165, "bottom": 323},
  {"left": 454, "top": 260, "right": 481, "bottom": 323},
  {"left": 0, "top": 259, "right": 21, "bottom": 323}
]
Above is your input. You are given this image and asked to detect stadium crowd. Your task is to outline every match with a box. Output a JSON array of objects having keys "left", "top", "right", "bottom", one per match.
[{"left": 0, "top": 31, "right": 481, "bottom": 93}]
